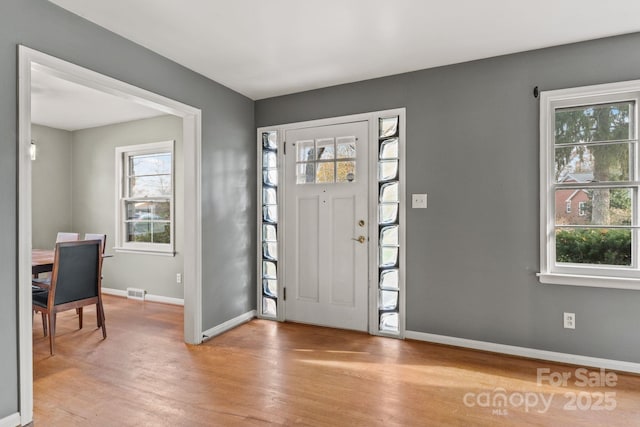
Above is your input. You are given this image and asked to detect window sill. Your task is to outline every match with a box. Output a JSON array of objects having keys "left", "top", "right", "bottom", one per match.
[
  {"left": 537, "top": 272, "right": 640, "bottom": 291},
  {"left": 114, "top": 247, "right": 176, "bottom": 257}
]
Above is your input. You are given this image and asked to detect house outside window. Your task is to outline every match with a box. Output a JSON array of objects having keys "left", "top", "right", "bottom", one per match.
[
  {"left": 115, "top": 141, "right": 175, "bottom": 255},
  {"left": 539, "top": 80, "right": 640, "bottom": 289}
]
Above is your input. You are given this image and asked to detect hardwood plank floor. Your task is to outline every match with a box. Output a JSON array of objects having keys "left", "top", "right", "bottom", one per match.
[{"left": 33, "top": 295, "right": 640, "bottom": 426}]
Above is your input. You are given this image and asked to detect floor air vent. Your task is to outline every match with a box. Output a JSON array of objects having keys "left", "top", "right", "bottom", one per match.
[{"left": 126, "top": 287, "right": 146, "bottom": 301}]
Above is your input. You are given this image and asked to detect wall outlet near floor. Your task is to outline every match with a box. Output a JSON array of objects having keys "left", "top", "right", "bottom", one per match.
[
  {"left": 176, "top": 273, "right": 182, "bottom": 284},
  {"left": 563, "top": 312, "right": 575, "bottom": 329}
]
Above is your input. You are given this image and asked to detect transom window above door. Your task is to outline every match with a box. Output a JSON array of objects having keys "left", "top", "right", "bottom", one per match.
[{"left": 295, "top": 136, "right": 357, "bottom": 184}]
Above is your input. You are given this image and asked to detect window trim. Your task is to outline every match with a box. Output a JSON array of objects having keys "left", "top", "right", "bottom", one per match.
[
  {"left": 114, "top": 140, "right": 175, "bottom": 256},
  {"left": 577, "top": 201, "right": 586, "bottom": 217},
  {"left": 539, "top": 79, "right": 640, "bottom": 290}
]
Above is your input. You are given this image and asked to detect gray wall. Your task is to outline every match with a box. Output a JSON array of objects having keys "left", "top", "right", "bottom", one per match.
[
  {"left": 33, "top": 117, "right": 186, "bottom": 300},
  {"left": 1, "top": 0, "right": 255, "bottom": 419},
  {"left": 31, "top": 124, "right": 73, "bottom": 249},
  {"left": 256, "top": 33, "right": 640, "bottom": 364},
  {"left": 72, "top": 115, "right": 184, "bottom": 299}
]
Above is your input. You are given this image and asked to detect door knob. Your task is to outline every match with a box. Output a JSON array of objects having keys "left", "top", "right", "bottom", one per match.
[{"left": 352, "top": 236, "right": 366, "bottom": 244}]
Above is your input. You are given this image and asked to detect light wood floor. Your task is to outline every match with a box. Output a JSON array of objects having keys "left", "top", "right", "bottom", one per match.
[{"left": 33, "top": 295, "right": 640, "bottom": 426}]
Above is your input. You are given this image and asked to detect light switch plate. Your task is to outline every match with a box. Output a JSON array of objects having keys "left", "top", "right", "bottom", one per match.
[{"left": 412, "top": 194, "right": 427, "bottom": 209}]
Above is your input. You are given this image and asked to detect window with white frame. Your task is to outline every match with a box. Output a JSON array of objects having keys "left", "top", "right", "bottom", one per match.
[
  {"left": 539, "top": 80, "right": 640, "bottom": 289},
  {"left": 578, "top": 201, "right": 587, "bottom": 217},
  {"left": 115, "top": 141, "right": 174, "bottom": 255}
]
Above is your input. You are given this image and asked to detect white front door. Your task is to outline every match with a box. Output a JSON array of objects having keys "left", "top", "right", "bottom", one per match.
[{"left": 284, "top": 121, "right": 369, "bottom": 331}]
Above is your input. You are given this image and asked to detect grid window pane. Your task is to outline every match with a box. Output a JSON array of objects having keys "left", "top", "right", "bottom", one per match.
[
  {"left": 554, "top": 188, "right": 632, "bottom": 226},
  {"left": 263, "top": 169, "right": 278, "bottom": 187},
  {"left": 379, "top": 117, "right": 399, "bottom": 138},
  {"left": 130, "top": 152, "right": 171, "bottom": 176},
  {"left": 336, "top": 161, "right": 356, "bottom": 183},
  {"left": 379, "top": 290, "right": 399, "bottom": 310},
  {"left": 555, "top": 103, "right": 631, "bottom": 145},
  {"left": 263, "top": 151, "right": 277, "bottom": 168},
  {"left": 378, "top": 160, "right": 398, "bottom": 182},
  {"left": 379, "top": 203, "right": 398, "bottom": 225},
  {"left": 380, "top": 225, "right": 399, "bottom": 246},
  {"left": 316, "top": 162, "right": 335, "bottom": 183},
  {"left": 262, "top": 261, "right": 277, "bottom": 279},
  {"left": 380, "top": 269, "right": 399, "bottom": 290},
  {"left": 263, "top": 279, "right": 278, "bottom": 298},
  {"left": 296, "top": 163, "right": 315, "bottom": 184},
  {"left": 262, "top": 224, "right": 277, "bottom": 242},
  {"left": 129, "top": 175, "right": 171, "bottom": 197},
  {"left": 380, "top": 247, "right": 398, "bottom": 268},
  {"left": 379, "top": 312, "right": 399, "bottom": 332},
  {"left": 263, "top": 205, "right": 278, "bottom": 223},
  {"left": 263, "top": 132, "right": 277, "bottom": 150},
  {"left": 297, "top": 140, "right": 315, "bottom": 162},
  {"left": 555, "top": 228, "right": 631, "bottom": 266},
  {"left": 380, "top": 138, "right": 399, "bottom": 159},
  {"left": 380, "top": 182, "right": 399, "bottom": 203},
  {"left": 336, "top": 137, "right": 356, "bottom": 159},
  {"left": 316, "top": 138, "right": 335, "bottom": 160},
  {"left": 263, "top": 242, "right": 278, "bottom": 261},
  {"left": 126, "top": 221, "right": 170, "bottom": 243},
  {"left": 263, "top": 187, "right": 277, "bottom": 205},
  {"left": 126, "top": 201, "right": 170, "bottom": 221},
  {"left": 262, "top": 297, "right": 277, "bottom": 317}
]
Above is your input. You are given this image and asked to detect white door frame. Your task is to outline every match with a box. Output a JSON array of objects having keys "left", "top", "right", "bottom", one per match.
[
  {"left": 17, "top": 46, "right": 203, "bottom": 425},
  {"left": 257, "top": 108, "right": 406, "bottom": 337}
]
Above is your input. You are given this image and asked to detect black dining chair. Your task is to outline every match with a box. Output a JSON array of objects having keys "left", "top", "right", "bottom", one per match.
[{"left": 32, "top": 239, "right": 107, "bottom": 355}]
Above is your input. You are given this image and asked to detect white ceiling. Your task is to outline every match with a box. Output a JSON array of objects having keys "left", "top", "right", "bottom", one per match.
[
  {"left": 31, "top": 67, "right": 164, "bottom": 131},
  {"left": 48, "top": 0, "right": 640, "bottom": 100}
]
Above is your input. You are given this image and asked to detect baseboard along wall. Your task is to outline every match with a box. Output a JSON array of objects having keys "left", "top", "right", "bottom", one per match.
[{"left": 406, "top": 330, "right": 640, "bottom": 374}]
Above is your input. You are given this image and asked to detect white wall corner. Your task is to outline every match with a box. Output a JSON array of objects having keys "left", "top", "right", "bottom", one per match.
[
  {"left": 405, "top": 330, "right": 640, "bottom": 374},
  {"left": 202, "top": 310, "right": 257, "bottom": 341}
]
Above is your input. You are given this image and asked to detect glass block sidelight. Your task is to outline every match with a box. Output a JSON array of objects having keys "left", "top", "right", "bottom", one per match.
[
  {"left": 260, "top": 131, "right": 279, "bottom": 318},
  {"left": 377, "top": 116, "right": 401, "bottom": 334}
]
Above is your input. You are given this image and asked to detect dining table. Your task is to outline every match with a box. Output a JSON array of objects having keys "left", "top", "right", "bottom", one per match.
[
  {"left": 32, "top": 247, "right": 112, "bottom": 276},
  {"left": 32, "top": 248, "right": 54, "bottom": 276}
]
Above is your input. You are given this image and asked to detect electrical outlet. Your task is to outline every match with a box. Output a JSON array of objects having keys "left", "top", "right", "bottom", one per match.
[
  {"left": 176, "top": 273, "right": 182, "bottom": 284},
  {"left": 412, "top": 193, "right": 427, "bottom": 209},
  {"left": 563, "top": 312, "right": 575, "bottom": 329}
]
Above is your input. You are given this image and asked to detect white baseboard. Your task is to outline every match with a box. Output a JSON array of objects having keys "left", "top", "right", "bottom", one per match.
[
  {"left": 406, "top": 330, "right": 640, "bottom": 374},
  {"left": 101, "top": 287, "right": 127, "bottom": 297},
  {"left": 0, "top": 413, "right": 20, "bottom": 427},
  {"left": 145, "top": 294, "right": 184, "bottom": 306},
  {"left": 102, "top": 287, "right": 184, "bottom": 306},
  {"left": 202, "top": 310, "right": 256, "bottom": 341}
]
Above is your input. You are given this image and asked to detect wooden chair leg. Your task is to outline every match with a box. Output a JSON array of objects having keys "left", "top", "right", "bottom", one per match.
[
  {"left": 78, "top": 307, "right": 83, "bottom": 329},
  {"left": 48, "top": 312, "right": 56, "bottom": 355},
  {"left": 96, "top": 302, "right": 101, "bottom": 327},
  {"left": 41, "top": 312, "right": 48, "bottom": 337},
  {"left": 97, "top": 301, "right": 107, "bottom": 339}
]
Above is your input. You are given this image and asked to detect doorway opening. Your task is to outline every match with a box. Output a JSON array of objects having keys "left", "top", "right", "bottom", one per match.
[{"left": 18, "top": 46, "right": 202, "bottom": 425}]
